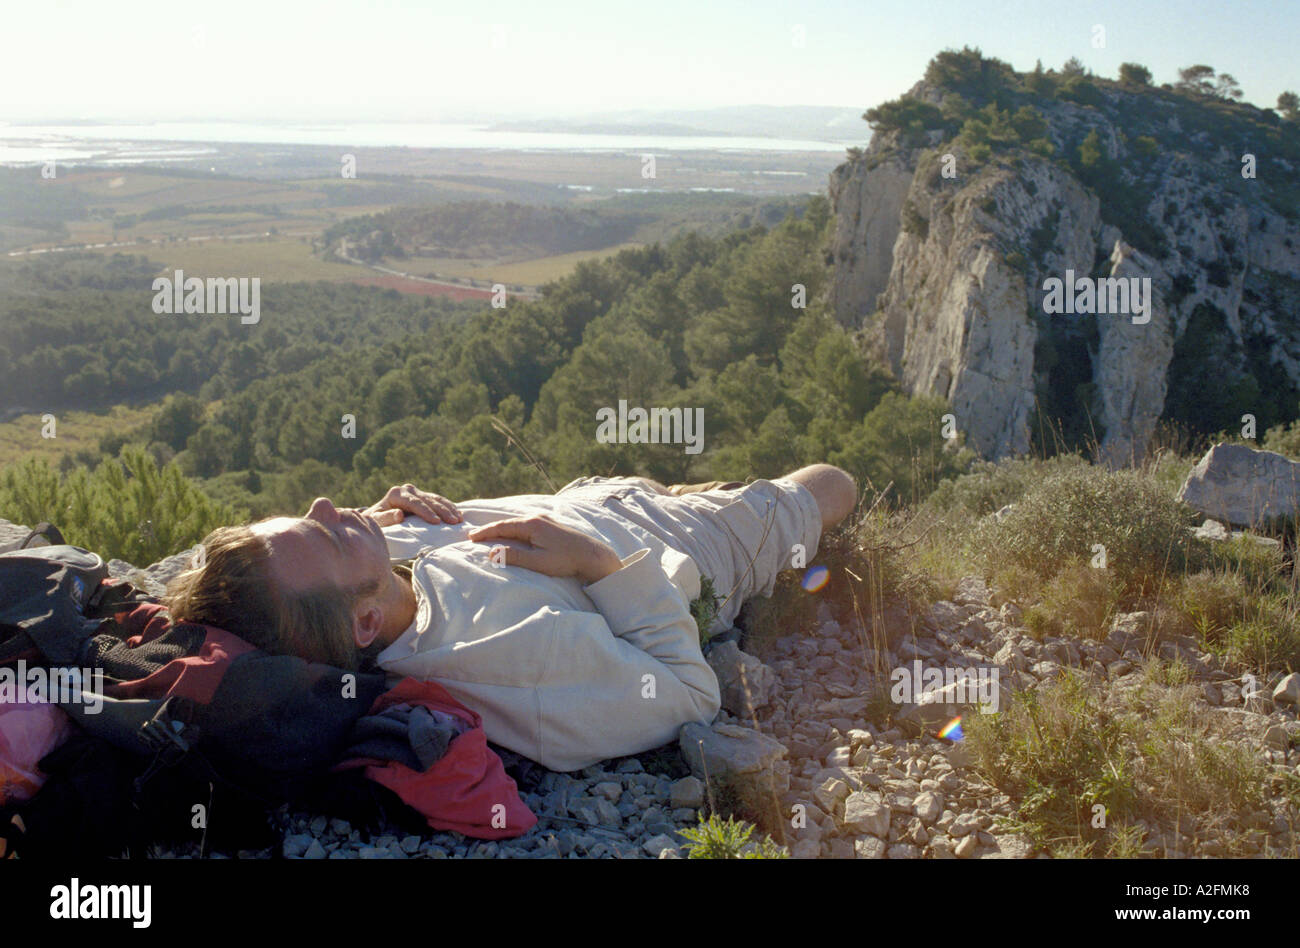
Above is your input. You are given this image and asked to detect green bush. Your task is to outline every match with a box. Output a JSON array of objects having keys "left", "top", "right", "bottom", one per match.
[
  {"left": 901, "top": 200, "right": 929, "bottom": 239},
  {"left": 925, "top": 454, "right": 1090, "bottom": 518},
  {"left": 966, "top": 669, "right": 1268, "bottom": 856},
  {"left": 1263, "top": 418, "right": 1300, "bottom": 459},
  {"left": 0, "top": 445, "right": 234, "bottom": 563},
  {"left": 1225, "top": 608, "right": 1300, "bottom": 671},
  {"left": 1175, "top": 570, "right": 1250, "bottom": 641},
  {"left": 863, "top": 98, "right": 946, "bottom": 137},
  {"left": 1078, "top": 129, "right": 1104, "bottom": 167},
  {"left": 691, "top": 574, "right": 722, "bottom": 645},
  {"left": 924, "top": 47, "right": 1016, "bottom": 103},
  {"left": 969, "top": 465, "right": 1208, "bottom": 596},
  {"left": 966, "top": 671, "right": 1139, "bottom": 856},
  {"left": 1058, "top": 76, "right": 1106, "bottom": 107},
  {"left": 1118, "top": 63, "right": 1153, "bottom": 87},
  {"left": 1022, "top": 560, "right": 1122, "bottom": 639},
  {"left": 678, "top": 813, "right": 788, "bottom": 858}
]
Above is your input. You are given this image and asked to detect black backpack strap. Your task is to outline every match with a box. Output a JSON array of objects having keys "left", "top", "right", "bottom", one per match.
[{"left": 129, "top": 697, "right": 286, "bottom": 858}]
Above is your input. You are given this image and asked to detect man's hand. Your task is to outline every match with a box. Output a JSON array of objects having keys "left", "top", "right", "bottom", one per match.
[
  {"left": 363, "top": 484, "right": 462, "bottom": 527},
  {"left": 467, "top": 515, "right": 623, "bottom": 584}
]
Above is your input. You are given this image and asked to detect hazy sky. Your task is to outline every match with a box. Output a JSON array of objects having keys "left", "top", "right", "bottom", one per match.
[{"left": 2, "top": 0, "right": 1295, "bottom": 121}]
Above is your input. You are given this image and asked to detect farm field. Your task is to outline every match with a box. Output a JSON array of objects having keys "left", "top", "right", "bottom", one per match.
[
  {"left": 75, "top": 234, "right": 361, "bottom": 283},
  {"left": 399, "top": 242, "right": 644, "bottom": 285},
  {"left": 0, "top": 403, "right": 160, "bottom": 468}
]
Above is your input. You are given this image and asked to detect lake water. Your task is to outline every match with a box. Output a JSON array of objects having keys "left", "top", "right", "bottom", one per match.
[{"left": 0, "top": 121, "right": 853, "bottom": 165}]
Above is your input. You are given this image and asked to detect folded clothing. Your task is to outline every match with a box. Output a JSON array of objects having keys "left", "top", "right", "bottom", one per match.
[{"left": 342, "top": 701, "right": 468, "bottom": 772}]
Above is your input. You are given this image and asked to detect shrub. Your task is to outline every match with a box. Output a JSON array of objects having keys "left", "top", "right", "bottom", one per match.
[
  {"left": 691, "top": 574, "right": 722, "bottom": 645},
  {"left": 969, "top": 465, "right": 1209, "bottom": 597},
  {"left": 1134, "top": 135, "right": 1159, "bottom": 157},
  {"left": 1058, "top": 76, "right": 1106, "bottom": 107},
  {"left": 0, "top": 445, "right": 234, "bottom": 564},
  {"left": 901, "top": 199, "right": 929, "bottom": 239},
  {"left": 1175, "top": 569, "right": 1250, "bottom": 642},
  {"left": 1118, "top": 63, "right": 1153, "bottom": 87},
  {"left": 924, "top": 47, "right": 1015, "bottom": 103},
  {"left": 956, "top": 103, "right": 1031, "bottom": 157},
  {"left": 746, "top": 506, "right": 936, "bottom": 663},
  {"left": 1262, "top": 418, "right": 1300, "bottom": 459},
  {"left": 1225, "top": 611, "right": 1300, "bottom": 671},
  {"left": 966, "top": 668, "right": 1269, "bottom": 856},
  {"left": 678, "top": 814, "right": 788, "bottom": 858},
  {"left": 1022, "top": 560, "right": 1122, "bottom": 639},
  {"left": 864, "top": 98, "right": 946, "bottom": 136},
  {"left": 1078, "top": 129, "right": 1103, "bottom": 167},
  {"left": 965, "top": 671, "right": 1140, "bottom": 856},
  {"left": 925, "top": 454, "right": 1090, "bottom": 518}
]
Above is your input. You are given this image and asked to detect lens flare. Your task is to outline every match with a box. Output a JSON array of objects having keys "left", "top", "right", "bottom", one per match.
[
  {"left": 938, "top": 716, "right": 964, "bottom": 741},
  {"left": 801, "top": 565, "right": 830, "bottom": 592}
]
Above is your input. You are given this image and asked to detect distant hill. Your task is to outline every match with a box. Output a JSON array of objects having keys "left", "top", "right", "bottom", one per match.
[
  {"left": 489, "top": 105, "right": 867, "bottom": 143},
  {"left": 318, "top": 195, "right": 808, "bottom": 263}
]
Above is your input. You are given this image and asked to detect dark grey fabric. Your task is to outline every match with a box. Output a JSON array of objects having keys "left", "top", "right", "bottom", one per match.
[{"left": 341, "top": 703, "right": 466, "bottom": 772}]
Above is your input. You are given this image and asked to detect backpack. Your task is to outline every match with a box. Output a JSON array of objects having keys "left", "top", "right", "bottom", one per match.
[
  {"left": 0, "top": 524, "right": 538, "bottom": 857},
  {"left": 0, "top": 528, "right": 402, "bottom": 857}
]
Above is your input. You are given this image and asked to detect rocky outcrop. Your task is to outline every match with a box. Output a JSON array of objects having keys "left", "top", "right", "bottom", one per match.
[
  {"left": 1177, "top": 442, "right": 1300, "bottom": 526},
  {"left": 874, "top": 155, "right": 1103, "bottom": 458},
  {"left": 831, "top": 70, "right": 1300, "bottom": 464},
  {"left": 828, "top": 153, "right": 913, "bottom": 325}
]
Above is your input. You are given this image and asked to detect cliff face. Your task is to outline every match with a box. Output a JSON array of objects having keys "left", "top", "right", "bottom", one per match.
[{"left": 830, "top": 67, "right": 1300, "bottom": 463}]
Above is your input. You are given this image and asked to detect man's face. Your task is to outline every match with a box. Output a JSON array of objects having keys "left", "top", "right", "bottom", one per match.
[{"left": 250, "top": 497, "right": 390, "bottom": 598}]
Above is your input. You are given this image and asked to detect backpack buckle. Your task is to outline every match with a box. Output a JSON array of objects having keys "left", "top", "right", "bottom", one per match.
[{"left": 133, "top": 701, "right": 195, "bottom": 795}]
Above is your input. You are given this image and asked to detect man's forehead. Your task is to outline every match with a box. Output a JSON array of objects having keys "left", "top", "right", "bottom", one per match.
[
  {"left": 250, "top": 516, "right": 301, "bottom": 536},
  {"left": 247, "top": 517, "right": 341, "bottom": 595},
  {"left": 250, "top": 517, "right": 340, "bottom": 555}
]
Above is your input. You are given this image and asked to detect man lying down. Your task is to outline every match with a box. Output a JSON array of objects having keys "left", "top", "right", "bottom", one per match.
[{"left": 164, "top": 466, "right": 856, "bottom": 773}]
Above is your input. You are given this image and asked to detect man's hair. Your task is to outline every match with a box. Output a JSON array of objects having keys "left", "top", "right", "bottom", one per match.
[{"left": 163, "top": 524, "right": 380, "bottom": 671}]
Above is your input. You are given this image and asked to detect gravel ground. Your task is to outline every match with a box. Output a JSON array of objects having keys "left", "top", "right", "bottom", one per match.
[{"left": 5, "top": 520, "right": 1298, "bottom": 859}]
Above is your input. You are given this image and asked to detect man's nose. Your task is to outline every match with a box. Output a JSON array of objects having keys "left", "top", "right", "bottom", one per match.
[{"left": 306, "top": 497, "right": 338, "bottom": 522}]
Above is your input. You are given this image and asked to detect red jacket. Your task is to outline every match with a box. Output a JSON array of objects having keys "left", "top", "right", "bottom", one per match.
[{"left": 333, "top": 677, "right": 537, "bottom": 838}]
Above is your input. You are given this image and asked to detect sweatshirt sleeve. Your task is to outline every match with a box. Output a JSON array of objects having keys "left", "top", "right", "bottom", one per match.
[
  {"left": 506, "top": 548, "right": 716, "bottom": 769},
  {"left": 379, "top": 547, "right": 722, "bottom": 773},
  {"left": 583, "top": 548, "right": 707, "bottom": 672}
]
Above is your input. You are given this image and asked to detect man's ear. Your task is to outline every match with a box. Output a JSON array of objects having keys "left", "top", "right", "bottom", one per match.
[{"left": 352, "top": 603, "right": 383, "bottom": 650}]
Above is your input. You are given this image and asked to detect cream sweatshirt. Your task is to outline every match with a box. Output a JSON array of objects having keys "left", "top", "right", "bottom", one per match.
[{"left": 376, "top": 494, "right": 722, "bottom": 772}]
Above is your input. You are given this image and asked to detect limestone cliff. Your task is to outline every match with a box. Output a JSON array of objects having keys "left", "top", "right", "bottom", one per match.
[{"left": 830, "top": 54, "right": 1300, "bottom": 463}]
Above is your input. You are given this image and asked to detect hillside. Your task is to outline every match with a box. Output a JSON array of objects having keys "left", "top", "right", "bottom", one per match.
[
  {"left": 317, "top": 195, "right": 808, "bottom": 267},
  {"left": 829, "top": 48, "right": 1300, "bottom": 464}
]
